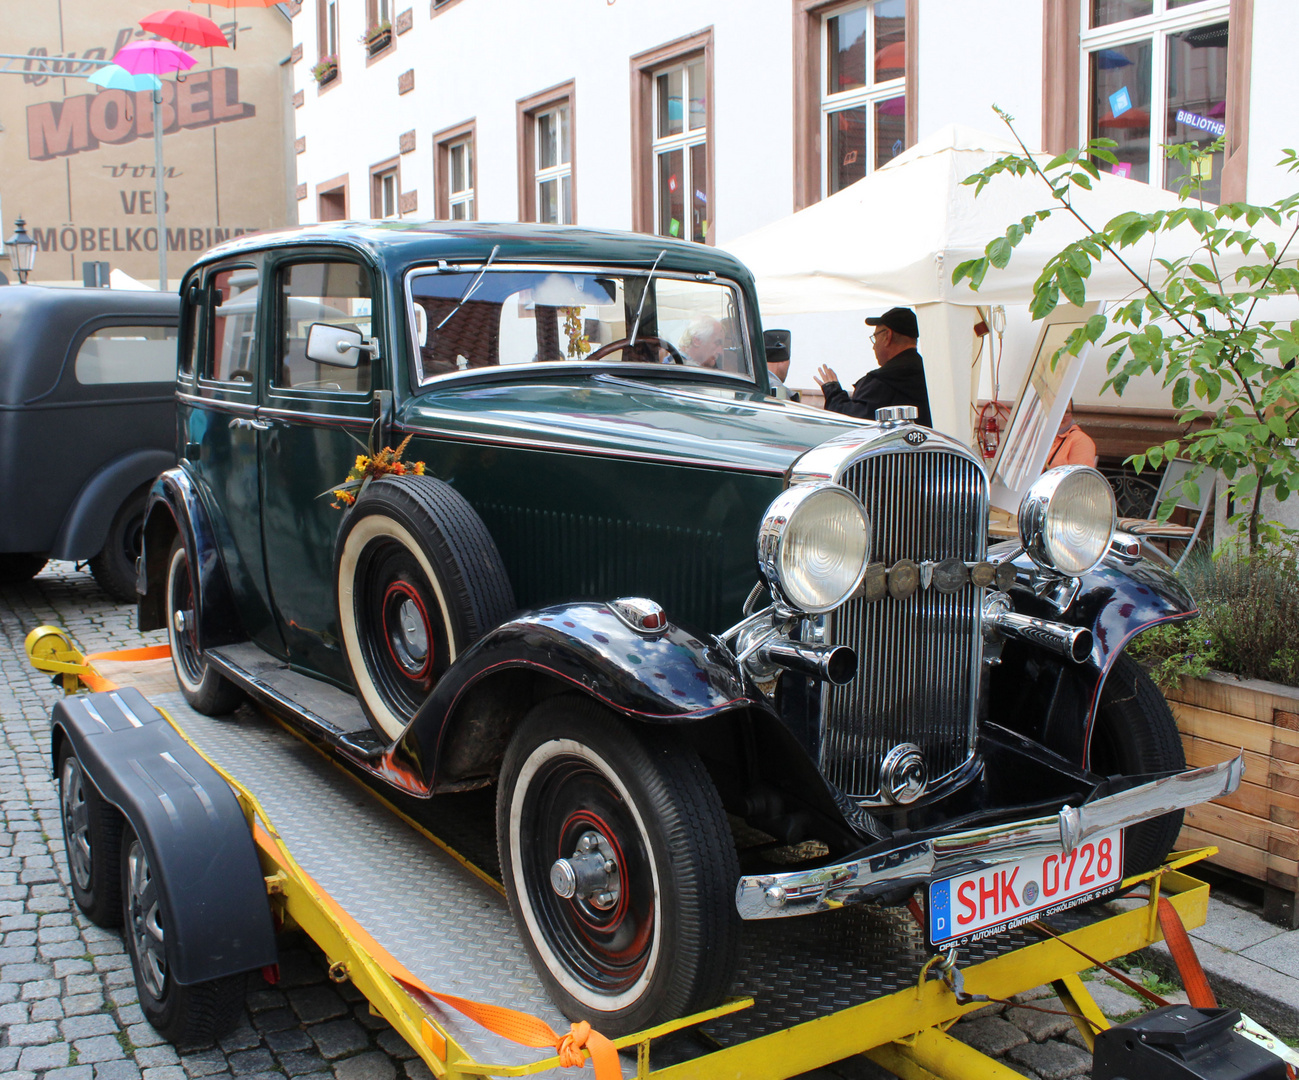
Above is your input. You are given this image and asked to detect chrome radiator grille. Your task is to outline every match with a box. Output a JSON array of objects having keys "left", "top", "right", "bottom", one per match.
[{"left": 820, "top": 448, "right": 988, "bottom": 801}]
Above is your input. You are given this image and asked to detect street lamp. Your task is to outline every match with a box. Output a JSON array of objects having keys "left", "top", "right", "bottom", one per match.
[{"left": 4, "top": 218, "right": 36, "bottom": 285}]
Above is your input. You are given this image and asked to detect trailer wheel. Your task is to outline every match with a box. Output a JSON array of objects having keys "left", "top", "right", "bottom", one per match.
[
  {"left": 1090, "top": 653, "right": 1187, "bottom": 876},
  {"left": 58, "top": 743, "right": 123, "bottom": 928},
  {"left": 336, "top": 476, "right": 514, "bottom": 741},
  {"left": 90, "top": 483, "right": 149, "bottom": 602},
  {"left": 121, "top": 825, "right": 246, "bottom": 1046},
  {"left": 497, "top": 695, "right": 741, "bottom": 1037},
  {"left": 165, "top": 538, "right": 243, "bottom": 715}
]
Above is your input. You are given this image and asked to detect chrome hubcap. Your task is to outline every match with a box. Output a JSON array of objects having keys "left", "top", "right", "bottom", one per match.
[
  {"left": 397, "top": 598, "right": 428, "bottom": 661},
  {"left": 550, "top": 829, "right": 621, "bottom": 911},
  {"left": 126, "top": 841, "right": 166, "bottom": 999},
  {"left": 60, "top": 758, "right": 92, "bottom": 892}
]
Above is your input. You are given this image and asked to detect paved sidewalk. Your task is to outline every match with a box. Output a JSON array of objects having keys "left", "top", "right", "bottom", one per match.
[{"left": 0, "top": 562, "right": 1294, "bottom": 1080}]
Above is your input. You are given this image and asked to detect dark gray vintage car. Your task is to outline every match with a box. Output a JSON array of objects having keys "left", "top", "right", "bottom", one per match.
[
  {"left": 0, "top": 285, "right": 179, "bottom": 599},
  {"left": 119, "top": 221, "right": 1239, "bottom": 1039}
]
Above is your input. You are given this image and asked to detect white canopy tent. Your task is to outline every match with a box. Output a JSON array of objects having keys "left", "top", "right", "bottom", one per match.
[{"left": 724, "top": 125, "right": 1275, "bottom": 457}]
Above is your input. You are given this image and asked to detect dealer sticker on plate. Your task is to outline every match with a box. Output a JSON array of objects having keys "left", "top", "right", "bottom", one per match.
[{"left": 928, "top": 829, "right": 1124, "bottom": 947}]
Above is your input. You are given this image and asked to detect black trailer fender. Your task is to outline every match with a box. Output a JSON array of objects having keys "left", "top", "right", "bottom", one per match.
[
  {"left": 50, "top": 448, "right": 175, "bottom": 562},
  {"left": 50, "top": 687, "right": 277, "bottom": 984},
  {"left": 990, "top": 547, "right": 1196, "bottom": 767},
  {"left": 377, "top": 602, "right": 770, "bottom": 792},
  {"left": 138, "top": 468, "right": 241, "bottom": 650}
]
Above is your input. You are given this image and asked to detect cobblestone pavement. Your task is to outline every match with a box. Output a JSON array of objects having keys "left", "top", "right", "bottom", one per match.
[{"left": 0, "top": 563, "right": 1235, "bottom": 1080}]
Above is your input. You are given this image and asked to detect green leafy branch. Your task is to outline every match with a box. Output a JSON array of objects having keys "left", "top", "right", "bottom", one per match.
[{"left": 953, "top": 107, "right": 1299, "bottom": 552}]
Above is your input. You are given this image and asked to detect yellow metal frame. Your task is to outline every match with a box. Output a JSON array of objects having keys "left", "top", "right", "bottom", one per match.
[{"left": 28, "top": 633, "right": 1220, "bottom": 1080}]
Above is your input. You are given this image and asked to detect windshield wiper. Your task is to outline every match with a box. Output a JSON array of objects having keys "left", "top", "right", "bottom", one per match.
[
  {"left": 628, "top": 249, "right": 667, "bottom": 347},
  {"left": 435, "top": 244, "right": 500, "bottom": 332}
]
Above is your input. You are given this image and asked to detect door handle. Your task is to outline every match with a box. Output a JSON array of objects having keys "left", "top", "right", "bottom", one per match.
[{"left": 228, "top": 416, "right": 271, "bottom": 431}]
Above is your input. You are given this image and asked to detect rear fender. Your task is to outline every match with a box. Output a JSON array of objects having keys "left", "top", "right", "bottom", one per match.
[
  {"left": 375, "top": 602, "right": 768, "bottom": 792},
  {"left": 993, "top": 548, "right": 1196, "bottom": 767},
  {"left": 137, "top": 468, "right": 242, "bottom": 652},
  {"left": 50, "top": 448, "right": 175, "bottom": 561},
  {"left": 50, "top": 689, "right": 276, "bottom": 984}
]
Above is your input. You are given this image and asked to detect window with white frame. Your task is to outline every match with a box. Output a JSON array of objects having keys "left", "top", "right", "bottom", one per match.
[
  {"left": 448, "top": 138, "right": 474, "bottom": 220},
  {"left": 820, "top": 0, "right": 906, "bottom": 198},
  {"left": 325, "top": 0, "right": 338, "bottom": 55},
  {"left": 535, "top": 105, "right": 572, "bottom": 225},
  {"left": 1082, "top": 0, "right": 1229, "bottom": 202},
  {"left": 651, "top": 58, "right": 708, "bottom": 243}
]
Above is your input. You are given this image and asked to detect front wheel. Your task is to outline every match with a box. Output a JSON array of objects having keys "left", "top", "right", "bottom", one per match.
[
  {"left": 121, "top": 825, "right": 246, "bottom": 1046},
  {"left": 165, "top": 538, "right": 243, "bottom": 715},
  {"left": 497, "top": 696, "right": 740, "bottom": 1037},
  {"left": 1091, "top": 653, "right": 1188, "bottom": 876}
]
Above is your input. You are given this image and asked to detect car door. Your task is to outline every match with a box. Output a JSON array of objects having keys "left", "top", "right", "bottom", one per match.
[
  {"left": 258, "top": 254, "right": 384, "bottom": 684},
  {"left": 180, "top": 257, "right": 283, "bottom": 654}
]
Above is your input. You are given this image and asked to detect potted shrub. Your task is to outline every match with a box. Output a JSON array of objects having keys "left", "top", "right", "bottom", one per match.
[
  {"left": 1129, "top": 552, "right": 1299, "bottom": 927},
  {"left": 363, "top": 21, "right": 392, "bottom": 56},
  {"left": 312, "top": 54, "right": 338, "bottom": 86}
]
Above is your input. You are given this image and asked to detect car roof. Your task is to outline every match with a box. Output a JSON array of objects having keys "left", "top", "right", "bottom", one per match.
[
  {"left": 0, "top": 285, "right": 180, "bottom": 406},
  {"left": 189, "top": 220, "right": 757, "bottom": 283}
]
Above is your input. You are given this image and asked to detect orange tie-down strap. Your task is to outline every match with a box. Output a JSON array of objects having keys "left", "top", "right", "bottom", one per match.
[
  {"left": 252, "top": 825, "right": 620, "bottom": 1078},
  {"left": 1157, "top": 896, "right": 1217, "bottom": 1009},
  {"left": 80, "top": 645, "right": 173, "bottom": 693}
]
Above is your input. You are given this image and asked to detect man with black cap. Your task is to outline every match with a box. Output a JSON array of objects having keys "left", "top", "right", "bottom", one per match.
[{"left": 813, "top": 306, "right": 932, "bottom": 426}]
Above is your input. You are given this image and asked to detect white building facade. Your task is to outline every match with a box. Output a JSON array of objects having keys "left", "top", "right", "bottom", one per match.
[{"left": 288, "top": 0, "right": 1296, "bottom": 237}]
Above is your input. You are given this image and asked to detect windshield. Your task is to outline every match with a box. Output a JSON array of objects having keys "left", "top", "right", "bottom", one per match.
[{"left": 406, "top": 266, "right": 750, "bottom": 383}]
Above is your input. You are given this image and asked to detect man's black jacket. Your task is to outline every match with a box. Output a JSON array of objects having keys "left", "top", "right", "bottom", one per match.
[{"left": 820, "top": 348, "right": 932, "bottom": 426}]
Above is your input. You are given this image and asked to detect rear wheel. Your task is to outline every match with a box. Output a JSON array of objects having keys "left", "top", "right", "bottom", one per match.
[
  {"left": 165, "top": 537, "right": 243, "bottom": 715},
  {"left": 58, "top": 743, "right": 123, "bottom": 928},
  {"left": 336, "top": 476, "right": 513, "bottom": 741},
  {"left": 121, "top": 825, "right": 246, "bottom": 1046},
  {"left": 90, "top": 484, "right": 149, "bottom": 602},
  {"left": 497, "top": 696, "right": 740, "bottom": 1037},
  {"left": 1091, "top": 653, "right": 1187, "bottom": 876}
]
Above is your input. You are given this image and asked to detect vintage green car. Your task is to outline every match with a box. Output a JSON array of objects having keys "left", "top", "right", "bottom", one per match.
[{"left": 137, "top": 222, "right": 1239, "bottom": 1037}]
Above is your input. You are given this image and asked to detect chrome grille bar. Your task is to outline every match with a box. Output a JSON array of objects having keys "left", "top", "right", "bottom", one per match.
[{"left": 822, "top": 447, "right": 988, "bottom": 801}]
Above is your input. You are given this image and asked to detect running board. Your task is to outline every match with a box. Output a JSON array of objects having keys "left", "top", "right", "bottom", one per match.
[{"left": 207, "top": 643, "right": 385, "bottom": 758}]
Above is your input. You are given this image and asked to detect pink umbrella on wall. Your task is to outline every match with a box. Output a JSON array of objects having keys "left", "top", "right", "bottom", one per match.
[{"left": 112, "top": 39, "right": 197, "bottom": 76}]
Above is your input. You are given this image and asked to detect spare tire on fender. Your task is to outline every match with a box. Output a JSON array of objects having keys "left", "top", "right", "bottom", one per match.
[{"left": 334, "top": 474, "right": 515, "bottom": 741}]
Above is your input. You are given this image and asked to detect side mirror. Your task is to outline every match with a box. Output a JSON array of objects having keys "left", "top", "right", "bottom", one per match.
[
  {"left": 763, "top": 329, "right": 792, "bottom": 367},
  {"left": 305, "top": 322, "right": 378, "bottom": 368}
]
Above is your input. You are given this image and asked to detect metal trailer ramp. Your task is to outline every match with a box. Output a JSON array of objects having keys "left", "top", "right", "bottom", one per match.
[{"left": 33, "top": 644, "right": 1219, "bottom": 1080}]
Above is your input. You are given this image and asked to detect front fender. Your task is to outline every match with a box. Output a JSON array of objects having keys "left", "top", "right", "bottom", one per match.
[
  {"left": 50, "top": 448, "right": 175, "bottom": 561},
  {"left": 991, "top": 546, "right": 1196, "bottom": 767},
  {"left": 137, "top": 468, "right": 243, "bottom": 652},
  {"left": 376, "top": 602, "right": 768, "bottom": 792}
]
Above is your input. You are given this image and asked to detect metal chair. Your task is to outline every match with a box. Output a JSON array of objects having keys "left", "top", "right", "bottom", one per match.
[{"left": 1115, "top": 459, "right": 1214, "bottom": 571}]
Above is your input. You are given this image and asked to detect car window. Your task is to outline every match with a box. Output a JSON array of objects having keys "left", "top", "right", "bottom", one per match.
[
  {"left": 74, "top": 325, "right": 178, "bottom": 385},
  {"left": 407, "top": 267, "right": 749, "bottom": 382},
  {"left": 275, "top": 261, "right": 373, "bottom": 394},
  {"left": 205, "top": 265, "right": 260, "bottom": 387}
]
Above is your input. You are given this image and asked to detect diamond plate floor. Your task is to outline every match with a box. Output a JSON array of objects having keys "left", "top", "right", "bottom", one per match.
[{"left": 147, "top": 687, "right": 1117, "bottom": 1073}]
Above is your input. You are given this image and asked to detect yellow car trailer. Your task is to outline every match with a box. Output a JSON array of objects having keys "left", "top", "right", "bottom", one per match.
[{"left": 28, "top": 627, "right": 1221, "bottom": 1080}]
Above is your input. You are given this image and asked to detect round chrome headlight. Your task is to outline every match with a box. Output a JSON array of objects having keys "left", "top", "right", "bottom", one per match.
[
  {"left": 1018, "top": 466, "right": 1116, "bottom": 576},
  {"left": 757, "top": 483, "right": 870, "bottom": 613}
]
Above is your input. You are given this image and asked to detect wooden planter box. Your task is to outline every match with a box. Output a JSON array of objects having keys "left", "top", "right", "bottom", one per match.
[{"left": 1165, "top": 671, "right": 1299, "bottom": 926}]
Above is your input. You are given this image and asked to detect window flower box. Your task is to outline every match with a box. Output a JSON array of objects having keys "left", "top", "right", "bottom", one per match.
[
  {"left": 312, "top": 55, "right": 338, "bottom": 85},
  {"left": 364, "top": 22, "right": 392, "bottom": 56}
]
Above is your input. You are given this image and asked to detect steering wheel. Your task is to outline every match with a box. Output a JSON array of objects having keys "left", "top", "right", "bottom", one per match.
[{"left": 587, "top": 335, "right": 688, "bottom": 366}]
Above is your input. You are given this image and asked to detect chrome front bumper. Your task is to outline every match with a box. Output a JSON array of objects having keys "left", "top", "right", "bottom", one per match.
[{"left": 735, "top": 756, "right": 1243, "bottom": 920}]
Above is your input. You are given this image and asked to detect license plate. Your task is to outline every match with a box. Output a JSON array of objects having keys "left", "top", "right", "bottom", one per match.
[{"left": 927, "top": 829, "right": 1123, "bottom": 947}]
